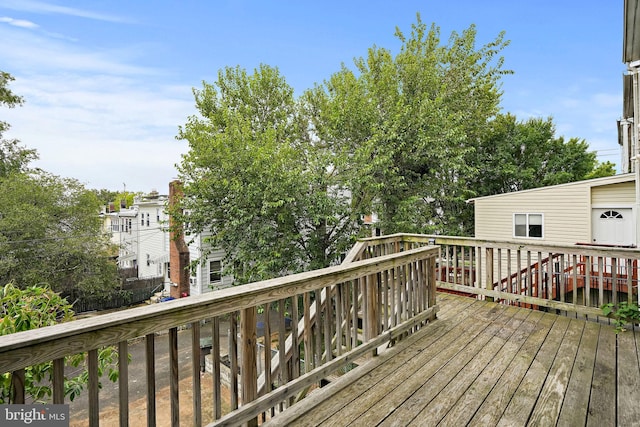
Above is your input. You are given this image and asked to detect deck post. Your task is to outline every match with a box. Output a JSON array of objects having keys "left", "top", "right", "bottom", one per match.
[
  {"left": 485, "top": 247, "right": 494, "bottom": 302},
  {"left": 241, "top": 306, "right": 258, "bottom": 427},
  {"left": 366, "top": 273, "right": 379, "bottom": 343}
]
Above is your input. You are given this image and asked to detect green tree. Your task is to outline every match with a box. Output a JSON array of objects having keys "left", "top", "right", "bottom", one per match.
[
  {"left": 471, "top": 114, "right": 615, "bottom": 194},
  {"left": 0, "top": 71, "right": 118, "bottom": 298},
  {"left": 0, "top": 172, "right": 119, "bottom": 297},
  {"left": 176, "top": 65, "right": 363, "bottom": 283},
  {"left": 0, "top": 283, "right": 119, "bottom": 403},
  {"left": 308, "top": 16, "right": 511, "bottom": 235},
  {"left": 453, "top": 114, "right": 617, "bottom": 234},
  {"left": 0, "top": 71, "right": 37, "bottom": 177}
]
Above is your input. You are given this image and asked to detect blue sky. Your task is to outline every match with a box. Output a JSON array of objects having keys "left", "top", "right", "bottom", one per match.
[{"left": 0, "top": 0, "right": 625, "bottom": 192}]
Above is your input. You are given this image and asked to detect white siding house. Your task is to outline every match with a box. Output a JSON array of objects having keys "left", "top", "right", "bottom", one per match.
[
  {"left": 102, "top": 190, "right": 233, "bottom": 296},
  {"left": 471, "top": 173, "right": 637, "bottom": 248},
  {"left": 186, "top": 231, "right": 233, "bottom": 296},
  {"left": 103, "top": 191, "right": 171, "bottom": 288}
]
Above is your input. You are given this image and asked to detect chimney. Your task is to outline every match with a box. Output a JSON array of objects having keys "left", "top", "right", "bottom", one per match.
[{"left": 169, "top": 180, "right": 190, "bottom": 298}]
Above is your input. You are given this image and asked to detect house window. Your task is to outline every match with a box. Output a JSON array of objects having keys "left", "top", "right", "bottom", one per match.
[
  {"left": 146, "top": 213, "right": 150, "bottom": 226},
  {"left": 514, "top": 213, "right": 543, "bottom": 238},
  {"left": 209, "top": 260, "right": 222, "bottom": 285}
]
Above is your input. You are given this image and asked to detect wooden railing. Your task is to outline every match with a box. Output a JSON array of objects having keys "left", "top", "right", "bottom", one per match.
[
  {"left": 0, "top": 239, "right": 438, "bottom": 426},
  {"left": 362, "top": 235, "right": 640, "bottom": 317},
  {"left": 365, "top": 234, "right": 639, "bottom": 319}
]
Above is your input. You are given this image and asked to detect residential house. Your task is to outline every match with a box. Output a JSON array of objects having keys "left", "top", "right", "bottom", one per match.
[
  {"left": 103, "top": 188, "right": 232, "bottom": 296},
  {"left": 470, "top": 173, "right": 636, "bottom": 247},
  {"left": 185, "top": 231, "right": 233, "bottom": 296}
]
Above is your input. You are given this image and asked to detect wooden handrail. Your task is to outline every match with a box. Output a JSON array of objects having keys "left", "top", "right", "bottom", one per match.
[{"left": 0, "top": 238, "right": 439, "bottom": 426}]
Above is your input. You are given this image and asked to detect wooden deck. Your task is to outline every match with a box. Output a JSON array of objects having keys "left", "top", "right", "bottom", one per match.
[{"left": 266, "top": 292, "right": 640, "bottom": 426}]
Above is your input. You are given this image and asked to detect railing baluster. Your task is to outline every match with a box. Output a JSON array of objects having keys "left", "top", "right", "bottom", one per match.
[
  {"left": 537, "top": 251, "right": 544, "bottom": 302},
  {"left": 572, "top": 254, "right": 578, "bottom": 308},
  {"left": 145, "top": 333, "right": 156, "bottom": 427},
  {"left": 276, "top": 299, "right": 286, "bottom": 411},
  {"left": 417, "top": 260, "right": 425, "bottom": 313},
  {"left": 314, "top": 289, "right": 322, "bottom": 368},
  {"left": 12, "top": 369, "right": 24, "bottom": 404},
  {"left": 404, "top": 264, "right": 413, "bottom": 325},
  {"left": 118, "top": 341, "right": 129, "bottom": 427},
  {"left": 211, "top": 317, "right": 221, "bottom": 420},
  {"left": 53, "top": 358, "right": 64, "bottom": 405},
  {"left": 382, "top": 269, "right": 389, "bottom": 331},
  {"left": 88, "top": 349, "right": 99, "bottom": 427},
  {"left": 390, "top": 267, "right": 397, "bottom": 327},
  {"left": 263, "top": 303, "right": 272, "bottom": 421},
  {"left": 230, "top": 312, "right": 239, "bottom": 411},
  {"left": 475, "top": 246, "right": 481, "bottom": 290},
  {"left": 585, "top": 256, "right": 591, "bottom": 308},
  {"left": 485, "top": 247, "right": 494, "bottom": 302},
  {"left": 526, "top": 251, "right": 532, "bottom": 298},
  {"left": 169, "top": 327, "right": 179, "bottom": 427},
  {"left": 291, "top": 295, "right": 300, "bottom": 382},
  {"left": 598, "top": 257, "right": 605, "bottom": 307},
  {"left": 468, "top": 247, "right": 473, "bottom": 287},
  {"left": 303, "top": 292, "right": 312, "bottom": 373},
  {"left": 240, "top": 307, "right": 258, "bottom": 427},
  {"left": 453, "top": 245, "right": 458, "bottom": 286},
  {"left": 497, "top": 248, "right": 502, "bottom": 296},
  {"left": 324, "top": 286, "right": 333, "bottom": 363},
  {"left": 443, "top": 244, "right": 448, "bottom": 284},
  {"left": 190, "top": 321, "right": 201, "bottom": 427},
  {"left": 344, "top": 282, "right": 352, "bottom": 350},
  {"left": 559, "top": 254, "right": 566, "bottom": 306},
  {"left": 352, "top": 280, "right": 358, "bottom": 349},
  {"left": 395, "top": 266, "right": 402, "bottom": 326},
  {"left": 612, "top": 257, "right": 618, "bottom": 306},
  {"left": 428, "top": 255, "right": 436, "bottom": 309},
  {"left": 516, "top": 249, "right": 522, "bottom": 301},
  {"left": 627, "top": 258, "right": 633, "bottom": 303},
  {"left": 335, "top": 284, "right": 343, "bottom": 356},
  {"left": 361, "top": 277, "right": 369, "bottom": 341},
  {"left": 507, "top": 249, "right": 512, "bottom": 296}
]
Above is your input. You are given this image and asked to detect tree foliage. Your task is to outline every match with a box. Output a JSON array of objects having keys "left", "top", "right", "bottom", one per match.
[
  {"left": 0, "top": 72, "right": 37, "bottom": 177},
  {"left": 176, "top": 16, "right": 617, "bottom": 279},
  {"left": 0, "top": 283, "right": 119, "bottom": 403},
  {"left": 176, "top": 65, "right": 363, "bottom": 283},
  {"left": 472, "top": 114, "right": 615, "bottom": 195},
  {"left": 306, "top": 17, "right": 512, "bottom": 235},
  {"left": 0, "top": 70, "right": 119, "bottom": 297},
  {"left": 0, "top": 169, "right": 119, "bottom": 297}
]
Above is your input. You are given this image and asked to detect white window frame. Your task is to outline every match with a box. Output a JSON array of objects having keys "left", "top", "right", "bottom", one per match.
[
  {"left": 513, "top": 213, "right": 544, "bottom": 239},
  {"left": 209, "top": 260, "right": 222, "bottom": 285}
]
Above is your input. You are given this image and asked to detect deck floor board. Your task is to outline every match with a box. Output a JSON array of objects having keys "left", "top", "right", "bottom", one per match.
[{"left": 266, "top": 293, "right": 640, "bottom": 427}]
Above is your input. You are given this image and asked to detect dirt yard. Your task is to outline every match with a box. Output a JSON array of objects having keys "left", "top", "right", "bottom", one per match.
[{"left": 69, "top": 372, "right": 231, "bottom": 427}]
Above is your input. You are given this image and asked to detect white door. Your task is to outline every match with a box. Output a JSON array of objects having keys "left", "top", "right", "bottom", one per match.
[{"left": 591, "top": 208, "right": 635, "bottom": 246}]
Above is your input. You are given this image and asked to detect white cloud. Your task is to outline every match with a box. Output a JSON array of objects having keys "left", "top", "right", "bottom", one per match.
[
  {"left": 0, "top": 11, "right": 195, "bottom": 191},
  {"left": 0, "top": 16, "right": 38, "bottom": 28},
  {"left": 3, "top": 80, "right": 194, "bottom": 190},
  {"left": 0, "top": 0, "right": 131, "bottom": 23},
  {"left": 0, "top": 27, "right": 156, "bottom": 76}
]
